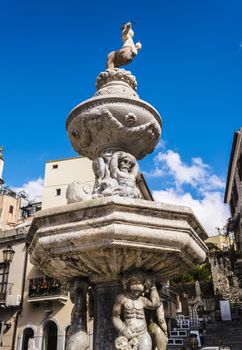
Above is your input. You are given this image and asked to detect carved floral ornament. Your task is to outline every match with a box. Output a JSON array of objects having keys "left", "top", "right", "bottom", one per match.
[{"left": 96, "top": 69, "right": 137, "bottom": 91}]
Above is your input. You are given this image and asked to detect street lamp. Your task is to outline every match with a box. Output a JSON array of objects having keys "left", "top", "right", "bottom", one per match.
[{"left": 2, "top": 245, "right": 15, "bottom": 263}]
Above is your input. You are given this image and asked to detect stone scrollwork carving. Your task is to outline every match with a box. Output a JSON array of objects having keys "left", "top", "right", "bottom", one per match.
[
  {"left": 112, "top": 271, "right": 161, "bottom": 350},
  {"left": 93, "top": 150, "right": 141, "bottom": 198},
  {"left": 66, "top": 279, "right": 89, "bottom": 350}
]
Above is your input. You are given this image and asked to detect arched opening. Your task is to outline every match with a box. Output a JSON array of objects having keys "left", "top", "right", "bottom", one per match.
[
  {"left": 42, "top": 321, "right": 58, "bottom": 350},
  {"left": 22, "top": 327, "right": 34, "bottom": 350}
]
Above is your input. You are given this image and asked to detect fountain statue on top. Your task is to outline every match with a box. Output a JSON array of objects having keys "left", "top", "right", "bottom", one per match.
[
  {"left": 106, "top": 22, "right": 142, "bottom": 69},
  {"left": 28, "top": 22, "right": 208, "bottom": 350}
]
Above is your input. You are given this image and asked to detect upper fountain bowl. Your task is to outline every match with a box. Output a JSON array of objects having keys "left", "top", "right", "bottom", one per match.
[{"left": 66, "top": 69, "right": 162, "bottom": 160}]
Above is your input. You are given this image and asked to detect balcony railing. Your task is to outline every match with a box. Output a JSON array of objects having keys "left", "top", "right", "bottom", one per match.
[{"left": 28, "top": 277, "right": 68, "bottom": 303}]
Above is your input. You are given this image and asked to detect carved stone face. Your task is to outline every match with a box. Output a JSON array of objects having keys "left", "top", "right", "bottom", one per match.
[
  {"left": 118, "top": 156, "right": 134, "bottom": 173},
  {"left": 128, "top": 278, "right": 144, "bottom": 298},
  {"left": 125, "top": 113, "right": 137, "bottom": 127}
]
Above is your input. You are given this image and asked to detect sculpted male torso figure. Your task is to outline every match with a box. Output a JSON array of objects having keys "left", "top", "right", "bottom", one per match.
[{"left": 112, "top": 272, "right": 160, "bottom": 350}]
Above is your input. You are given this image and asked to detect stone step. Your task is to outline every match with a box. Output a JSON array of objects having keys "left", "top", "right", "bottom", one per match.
[{"left": 201, "top": 320, "right": 242, "bottom": 350}]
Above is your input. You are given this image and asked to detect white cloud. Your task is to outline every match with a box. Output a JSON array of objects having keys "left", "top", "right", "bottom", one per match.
[
  {"left": 153, "top": 188, "right": 229, "bottom": 235},
  {"left": 154, "top": 149, "right": 225, "bottom": 192},
  {"left": 143, "top": 146, "right": 229, "bottom": 236},
  {"left": 143, "top": 167, "right": 164, "bottom": 178},
  {"left": 12, "top": 177, "right": 44, "bottom": 201}
]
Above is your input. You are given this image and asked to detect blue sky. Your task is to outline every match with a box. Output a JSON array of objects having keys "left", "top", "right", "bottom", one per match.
[{"left": 0, "top": 0, "right": 241, "bottom": 234}]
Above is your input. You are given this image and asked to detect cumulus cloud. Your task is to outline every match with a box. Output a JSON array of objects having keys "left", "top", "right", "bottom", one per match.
[
  {"left": 153, "top": 188, "right": 229, "bottom": 235},
  {"left": 153, "top": 150, "right": 225, "bottom": 191},
  {"left": 12, "top": 177, "right": 44, "bottom": 201},
  {"left": 144, "top": 148, "right": 229, "bottom": 235}
]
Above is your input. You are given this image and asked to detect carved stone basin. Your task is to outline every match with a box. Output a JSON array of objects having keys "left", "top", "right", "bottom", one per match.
[
  {"left": 66, "top": 69, "right": 162, "bottom": 160},
  {"left": 28, "top": 196, "right": 207, "bottom": 284}
]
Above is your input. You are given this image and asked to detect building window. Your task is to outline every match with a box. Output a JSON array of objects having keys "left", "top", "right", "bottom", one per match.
[
  {"left": 9, "top": 205, "right": 14, "bottom": 214},
  {"left": 56, "top": 189, "right": 61, "bottom": 196},
  {"left": 42, "top": 321, "right": 57, "bottom": 350},
  {"left": 21, "top": 328, "right": 34, "bottom": 350},
  {"left": 0, "top": 262, "right": 9, "bottom": 303},
  {"left": 52, "top": 164, "right": 58, "bottom": 169}
]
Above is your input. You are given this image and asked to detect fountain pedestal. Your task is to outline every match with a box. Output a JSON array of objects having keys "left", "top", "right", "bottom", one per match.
[{"left": 28, "top": 197, "right": 207, "bottom": 349}]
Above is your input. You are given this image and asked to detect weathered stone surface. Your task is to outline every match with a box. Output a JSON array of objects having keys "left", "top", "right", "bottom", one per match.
[
  {"left": 28, "top": 196, "right": 207, "bottom": 283},
  {"left": 93, "top": 282, "right": 120, "bottom": 350},
  {"left": 95, "top": 69, "right": 138, "bottom": 95},
  {"left": 66, "top": 69, "right": 162, "bottom": 162},
  {"left": 67, "top": 279, "right": 89, "bottom": 350}
]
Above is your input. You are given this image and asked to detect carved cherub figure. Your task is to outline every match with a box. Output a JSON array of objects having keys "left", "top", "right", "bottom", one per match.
[
  {"left": 112, "top": 271, "right": 160, "bottom": 350},
  {"left": 92, "top": 150, "right": 140, "bottom": 198},
  {"left": 110, "top": 151, "right": 140, "bottom": 197},
  {"left": 106, "top": 22, "right": 142, "bottom": 69}
]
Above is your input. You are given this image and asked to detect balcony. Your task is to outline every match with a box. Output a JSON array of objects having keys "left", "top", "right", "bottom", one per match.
[{"left": 27, "top": 277, "right": 68, "bottom": 304}]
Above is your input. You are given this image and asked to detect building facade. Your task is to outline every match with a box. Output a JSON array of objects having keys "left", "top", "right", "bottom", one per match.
[{"left": 224, "top": 127, "right": 242, "bottom": 281}]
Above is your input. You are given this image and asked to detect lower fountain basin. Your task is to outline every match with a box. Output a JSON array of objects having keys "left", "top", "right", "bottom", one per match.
[{"left": 28, "top": 196, "right": 208, "bottom": 283}]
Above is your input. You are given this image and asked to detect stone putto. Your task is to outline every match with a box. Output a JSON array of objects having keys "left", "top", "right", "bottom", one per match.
[{"left": 112, "top": 271, "right": 168, "bottom": 350}]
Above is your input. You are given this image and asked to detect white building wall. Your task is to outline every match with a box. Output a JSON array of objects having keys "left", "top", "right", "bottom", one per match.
[{"left": 42, "top": 156, "right": 95, "bottom": 209}]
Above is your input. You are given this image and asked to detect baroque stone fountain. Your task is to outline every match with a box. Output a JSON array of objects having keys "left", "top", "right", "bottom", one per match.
[{"left": 28, "top": 23, "right": 207, "bottom": 350}]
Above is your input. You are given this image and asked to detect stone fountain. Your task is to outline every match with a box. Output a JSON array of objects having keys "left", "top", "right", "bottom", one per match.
[{"left": 28, "top": 23, "right": 207, "bottom": 350}]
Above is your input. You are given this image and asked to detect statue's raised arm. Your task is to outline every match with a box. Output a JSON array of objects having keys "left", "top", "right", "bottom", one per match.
[{"left": 106, "top": 22, "right": 142, "bottom": 69}]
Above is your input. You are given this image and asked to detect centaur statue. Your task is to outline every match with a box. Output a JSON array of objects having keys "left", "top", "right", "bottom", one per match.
[{"left": 106, "top": 22, "right": 142, "bottom": 69}]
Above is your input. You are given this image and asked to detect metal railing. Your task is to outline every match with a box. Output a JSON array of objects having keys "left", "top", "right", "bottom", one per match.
[{"left": 28, "top": 277, "right": 68, "bottom": 299}]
